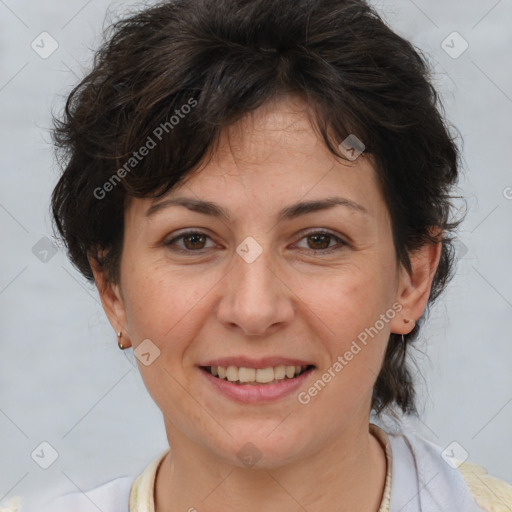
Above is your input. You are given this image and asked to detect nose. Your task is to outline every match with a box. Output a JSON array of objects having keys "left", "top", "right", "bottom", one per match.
[{"left": 216, "top": 244, "right": 294, "bottom": 336}]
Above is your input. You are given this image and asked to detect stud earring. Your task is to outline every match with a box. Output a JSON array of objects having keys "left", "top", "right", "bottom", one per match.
[{"left": 117, "top": 331, "right": 126, "bottom": 350}]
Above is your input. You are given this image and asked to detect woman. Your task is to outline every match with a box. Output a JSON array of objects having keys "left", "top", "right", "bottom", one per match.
[{"left": 11, "top": 0, "right": 511, "bottom": 510}]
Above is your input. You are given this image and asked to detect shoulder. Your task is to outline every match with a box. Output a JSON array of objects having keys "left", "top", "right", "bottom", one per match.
[
  {"left": 15, "top": 476, "right": 133, "bottom": 512},
  {"left": 0, "top": 497, "right": 22, "bottom": 512},
  {"left": 389, "top": 426, "right": 512, "bottom": 512},
  {"left": 458, "top": 460, "right": 512, "bottom": 512},
  {"left": 9, "top": 449, "right": 169, "bottom": 512}
]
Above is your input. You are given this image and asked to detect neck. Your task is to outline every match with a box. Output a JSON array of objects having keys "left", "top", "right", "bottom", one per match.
[{"left": 154, "top": 421, "right": 387, "bottom": 512}]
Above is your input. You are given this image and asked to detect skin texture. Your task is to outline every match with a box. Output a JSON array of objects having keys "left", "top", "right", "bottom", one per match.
[{"left": 92, "top": 95, "right": 441, "bottom": 512}]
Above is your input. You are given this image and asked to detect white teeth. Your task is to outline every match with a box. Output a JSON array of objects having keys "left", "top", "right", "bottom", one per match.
[
  {"left": 274, "top": 365, "right": 286, "bottom": 380},
  {"left": 207, "top": 364, "right": 310, "bottom": 383},
  {"left": 226, "top": 366, "right": 238, "bottom": 382},
  {"left": 256, "top": 367, "right": 274, "bottom": 383},
  {"left": 238, "top": 367, "right": 256, "bottom": 382}
]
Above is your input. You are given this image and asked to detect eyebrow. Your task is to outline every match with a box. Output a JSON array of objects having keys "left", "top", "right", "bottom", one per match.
[{"left": 145, "top": 196, "right": 368, "bottom": 222}]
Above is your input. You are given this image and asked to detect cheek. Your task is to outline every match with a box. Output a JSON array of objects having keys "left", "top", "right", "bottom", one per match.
[
  {"left": 300, "top": 261, "right": 395, "bottom": 329},
  {"left": 120, "top": 260, "right": 211, "bottom": 410},
  {"left": 297, "top": 260, "right": 396, "bottom": 383},
  {"left": 121, "top": 256, "right": 220, "bottom": 346},
  {"left": 296, "top": 274, "right": 392, "bottom": 419}
]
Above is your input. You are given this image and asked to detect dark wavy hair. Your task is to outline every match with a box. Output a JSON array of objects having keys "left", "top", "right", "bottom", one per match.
[{"left": 51, "top": 0, "right": 462, "bottom": 416}]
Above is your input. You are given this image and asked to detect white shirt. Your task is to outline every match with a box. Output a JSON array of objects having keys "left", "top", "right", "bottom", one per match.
[{"left": 11, "top": 424, "right": 512, "bottom": 512}]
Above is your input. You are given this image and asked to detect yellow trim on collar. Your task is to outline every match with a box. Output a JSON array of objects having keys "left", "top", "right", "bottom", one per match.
[
  {"left": 458, "top": 460, "right": 512, "bottom": 512},
  {"left": 130, "top": 449, "right": 169, "bottom": 512}
]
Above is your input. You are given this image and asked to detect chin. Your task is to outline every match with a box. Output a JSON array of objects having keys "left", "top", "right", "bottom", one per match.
[{"left": 209, "top": 423, "right": 310, "bottom": 470}]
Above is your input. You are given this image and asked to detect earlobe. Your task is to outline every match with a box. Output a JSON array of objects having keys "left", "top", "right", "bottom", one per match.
[
  {"left": 88, "top": 254, "right": 131, "bottom": 348},
  {"left": 390, "top": 238, "right": 443, "bottom": 334}
]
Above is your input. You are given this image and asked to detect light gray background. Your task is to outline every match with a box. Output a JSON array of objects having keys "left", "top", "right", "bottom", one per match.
[{"left": 1, "top": 0, "right": 511, "bottom": 507}]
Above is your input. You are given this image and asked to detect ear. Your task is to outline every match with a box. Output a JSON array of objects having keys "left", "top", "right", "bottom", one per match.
[
  {"left": 89, "top": 254, "right": 131, "bottom": 348},
  {"left": 390, "top": 235, "right": 443, "bottom": 335}
]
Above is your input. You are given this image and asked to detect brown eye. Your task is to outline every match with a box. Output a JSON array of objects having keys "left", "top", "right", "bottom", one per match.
[
  {"left": 165, "top": 231, "right": 214, "bottom": 252},
  {"left": 182, "top": 233, "right": 207, "bottom": 250},
  {"left": 307, "top": 233, "right": 332, "bottom": 250},
  {"left": 295, "top": 230, "right": 347, "bottom": 253}
]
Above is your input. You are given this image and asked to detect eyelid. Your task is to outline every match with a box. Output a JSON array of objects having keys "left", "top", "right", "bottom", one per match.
[
  {"left": 164, "top": 230, "right": 217, "bottom": 251},
  {"left": 293, "top": 228, "right": 349, "bottom": 251},
  {"left": 164, "top": 228, "right": 349, "bottom": 254}
]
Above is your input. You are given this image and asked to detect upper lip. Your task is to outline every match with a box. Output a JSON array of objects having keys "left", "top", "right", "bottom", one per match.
[{"left": 200, "top": 357, "right": 316, "bottom": 369}]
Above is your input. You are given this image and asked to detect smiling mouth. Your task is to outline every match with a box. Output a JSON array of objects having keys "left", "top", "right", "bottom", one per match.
[{"left": 200, "top": 365, "right": 315, "bottom": 385}]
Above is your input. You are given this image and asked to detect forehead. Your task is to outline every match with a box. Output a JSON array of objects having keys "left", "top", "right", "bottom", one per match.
[
  {"left": 200, "top": 95, "right": 341, "bottom": 177},
  {"left": 128, "top": 95, "right": 386, "bottom": 222}
]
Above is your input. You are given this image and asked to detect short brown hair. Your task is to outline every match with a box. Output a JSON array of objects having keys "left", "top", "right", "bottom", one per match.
[{"left": 51, "top": 0, "right": 462, "bottom": 415}]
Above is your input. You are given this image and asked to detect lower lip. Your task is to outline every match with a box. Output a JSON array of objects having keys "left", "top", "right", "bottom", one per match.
[{"left": 199, "top": 367, "right": 315, "bottom": 403}]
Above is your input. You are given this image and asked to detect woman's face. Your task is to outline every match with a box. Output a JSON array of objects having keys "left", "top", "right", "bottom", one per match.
[{"left": 101, "top": 95, "right": 426, "bottom": 468}]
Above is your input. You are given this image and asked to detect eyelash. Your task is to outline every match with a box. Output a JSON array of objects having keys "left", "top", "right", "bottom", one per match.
[{"left": 164, "top": 230, "right": 348, "bottom": 255}]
